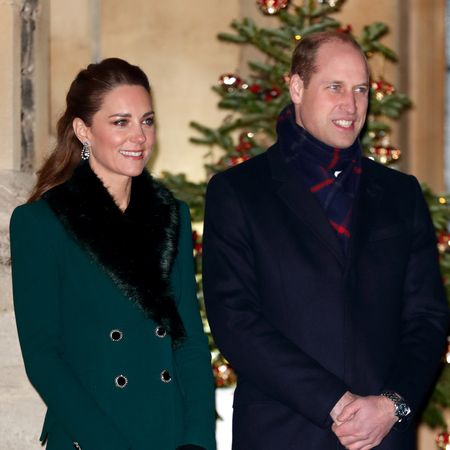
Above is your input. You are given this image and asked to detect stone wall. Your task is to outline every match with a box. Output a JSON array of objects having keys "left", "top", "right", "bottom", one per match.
[{"left": 0, "top": 172, "right": 34, "bottom": 312}]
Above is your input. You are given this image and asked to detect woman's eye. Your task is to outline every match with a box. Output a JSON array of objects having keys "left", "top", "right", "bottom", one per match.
[
  {"left": 113, "top": 119, "right": 127, "bottom": 126},
  {"left": 143, "top": 117, "right": 154, "bottom": 126}
]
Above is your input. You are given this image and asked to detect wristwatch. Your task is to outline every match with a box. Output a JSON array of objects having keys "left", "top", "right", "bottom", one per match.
[{"left": 381, "top": 391, "right": 411, "bottom": 422}]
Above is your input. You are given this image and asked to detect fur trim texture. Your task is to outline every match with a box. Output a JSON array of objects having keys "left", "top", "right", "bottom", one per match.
[{"left": 43, "top": 161, "right": 185, "bottom": 344}]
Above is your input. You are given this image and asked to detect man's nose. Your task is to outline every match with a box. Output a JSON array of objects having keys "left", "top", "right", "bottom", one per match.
[{"left": 342, "top": 91, "right": 357, "bottom": 114}]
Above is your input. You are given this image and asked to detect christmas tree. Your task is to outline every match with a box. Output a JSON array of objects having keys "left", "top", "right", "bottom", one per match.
[{"left": 160, "top": 0, "right": 450, "bottom": 433}]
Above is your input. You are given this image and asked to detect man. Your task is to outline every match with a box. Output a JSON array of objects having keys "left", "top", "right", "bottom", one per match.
[{"left": 202, "top": 31, "right": 449, "bottom": 450}]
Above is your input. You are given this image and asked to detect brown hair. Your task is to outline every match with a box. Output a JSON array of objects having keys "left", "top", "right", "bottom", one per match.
[
  {"left": 28, "top": 58, "right": 151, "bottom": 202},
  {"left": 290, "top": 30, "right": 368, "bottom": 87}
]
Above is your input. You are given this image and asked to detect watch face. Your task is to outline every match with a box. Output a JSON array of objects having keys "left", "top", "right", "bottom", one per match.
[{"left": 397, "top": 403, "right": 411, "bottom": 417}]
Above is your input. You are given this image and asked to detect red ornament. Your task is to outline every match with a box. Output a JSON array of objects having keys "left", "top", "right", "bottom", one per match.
[
  {"left": 219, "top": 73, "right": 242, "bottom": 92},
  {"left": 235, "top": 132, "right": 254, "bottom": 154},
  {"left": 236, "top": 141, "right": 252, "bottom": 153},
  {"left": 257, "top": 0, "right": 289, "bottom": 15},
  {"left": 371, "top": 78, "right": 395, "bottom": 100},
  {"left": 264, "top": 86, "right": 281, "bottom": 101},
  {"left": 438, "top": 232, "right": 450, "bottom": 254},
  {"left": 212, "top": 356, "right": 237, "bottom": 388},
  {"left": 337, "top": 24, "right": 352, "bottom": 34},
  {"left": 249, "top": 83, "right": 262, "bottom": 94},
  {"left": 230, "top": 155, "right": 250, "bottom": 166},
  {"left": 192, "top": 230, "right": 202, "bottom": 254},
  {"left": 436, "top": 431, "right": 450, "bottom": 449}
]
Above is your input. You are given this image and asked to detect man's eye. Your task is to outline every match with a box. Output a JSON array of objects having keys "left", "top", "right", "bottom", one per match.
[
  {"left": 329, "top": 84, "right": 340, "bottom": 91},
  {"left": 355, "top": 86, "right": 368, "bottom": 94}
]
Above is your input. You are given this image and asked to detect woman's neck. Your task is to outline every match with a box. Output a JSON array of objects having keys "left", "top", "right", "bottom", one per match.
[
  {"left": 89, "top": 163, "right": 132, "bottom": 212},
  {"left": 108, "top": 179, "right": 131, "bottom": 212}
]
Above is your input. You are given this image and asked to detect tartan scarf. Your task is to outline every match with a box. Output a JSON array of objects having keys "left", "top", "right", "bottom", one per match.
[{"left": 277, "top": 103, "right": 362, "bottom": 253}]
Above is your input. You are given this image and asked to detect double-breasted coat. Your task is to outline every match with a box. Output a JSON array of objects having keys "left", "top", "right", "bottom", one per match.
[
  {"left": 10, "top": 162, "right": 216, "bottom": 450},
  {"left": 202, "top": 144, "right": 449, "bottom": 450}
]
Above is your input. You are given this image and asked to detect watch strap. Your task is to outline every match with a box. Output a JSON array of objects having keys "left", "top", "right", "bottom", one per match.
[{"left": 381, "top": 391, "right": 411, "bottom": 422}]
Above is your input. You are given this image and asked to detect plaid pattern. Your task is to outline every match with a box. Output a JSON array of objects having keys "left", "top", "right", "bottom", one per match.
[{"left": 277, "top": 104, "right": 362, "bottom": 253}]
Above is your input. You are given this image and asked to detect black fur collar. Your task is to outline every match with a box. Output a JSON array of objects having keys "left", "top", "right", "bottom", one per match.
[{"left": 43, "top": 161, "right": 185, "bottom": 344}]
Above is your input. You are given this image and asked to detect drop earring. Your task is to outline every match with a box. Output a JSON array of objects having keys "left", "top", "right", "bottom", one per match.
[{"left": 81, "top": 141, "right": 90, "bottom": 160}]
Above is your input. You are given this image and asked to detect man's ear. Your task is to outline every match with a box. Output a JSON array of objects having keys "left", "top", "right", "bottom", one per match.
[
  {"left": 73, "top": 117, "right": 89, "bottom": 143},
  {"left": 289, "top": 74, "right": 304, "bottom": 105}
]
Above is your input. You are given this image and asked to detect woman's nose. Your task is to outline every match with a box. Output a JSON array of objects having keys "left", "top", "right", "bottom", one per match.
[{"left": 130, "top": 124, "right": 146, "bottom": 143}]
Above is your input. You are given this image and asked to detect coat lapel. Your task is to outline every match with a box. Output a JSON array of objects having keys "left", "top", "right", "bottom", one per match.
[
  {"left": 268, "top": 146, "right": 345, "bottom": 266},
  {"left": 43, "top": 161, "right": 186, "bottom": 345},
  {"left": 347, "top": 158, "right": 385, "bottom": 264},
  {"left": 268, "top": 147, "right": 386, "bottom": 268}
]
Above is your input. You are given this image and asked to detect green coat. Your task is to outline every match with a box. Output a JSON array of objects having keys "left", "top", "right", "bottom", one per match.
[{"left": 10, "top": 164, "right": 216, "bottom": 450}]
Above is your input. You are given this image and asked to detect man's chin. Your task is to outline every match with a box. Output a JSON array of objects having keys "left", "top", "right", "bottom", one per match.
[{"left": 328, "top": 139, "right": 357, "bottom": 149}]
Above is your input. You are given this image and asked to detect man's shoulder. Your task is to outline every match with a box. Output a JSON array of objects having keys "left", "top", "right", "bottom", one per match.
[
  {"left": 210, "top": 146, "right": 273, "bottom": 186},
  {"left": 223, "top": 147, "right": 271, "bottom": 176},
  {"left": 362, "top": 157, "right": 416, "bottom": 187},
  {"left": 205, "top": 147, "right": 276, "bottom": 206}
]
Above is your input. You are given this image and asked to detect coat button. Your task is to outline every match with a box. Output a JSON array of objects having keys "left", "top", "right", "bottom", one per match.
[
  {"left": 109, "top": 329, "right": 123, "bottom": 342},
  {"left": 155, "top": 326, "right": 167, "bottom": 338},
  {"left": 114, "top": 374, "right": 128, "bottom": 388},
  {"left": 160, "top": 370, "right": 171, "bottom": 383}
]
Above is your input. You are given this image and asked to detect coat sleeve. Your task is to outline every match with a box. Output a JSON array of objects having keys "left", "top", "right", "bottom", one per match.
[
  {"left": 10, "top": 203, "right": 131, "bottom": 450},
  {"left": 173, "top": 202, "right": 216, "bottom": 450},
  {"left": 383, "top": 177, "right": 449, "bottom": 414},
  {"left": 202, "top": 173, "right": 349, "bottom": 429}
]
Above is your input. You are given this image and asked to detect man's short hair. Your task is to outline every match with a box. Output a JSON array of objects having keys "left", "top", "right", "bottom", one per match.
[{"left": 290, "top": 30, "right": 368, "bottom": 87}]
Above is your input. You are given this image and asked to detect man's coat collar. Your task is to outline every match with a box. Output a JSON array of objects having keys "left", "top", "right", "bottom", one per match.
[{"left": 267, "top": 145, "right": 385, "bottom": 267}]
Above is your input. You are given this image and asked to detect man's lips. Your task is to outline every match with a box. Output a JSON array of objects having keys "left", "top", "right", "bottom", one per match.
[{"left": 332, "top": 119, "right": 354, "bottom": 129}]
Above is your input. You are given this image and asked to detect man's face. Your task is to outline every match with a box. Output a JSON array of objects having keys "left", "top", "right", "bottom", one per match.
[{"left": 290, "top": 41, "right": 369, "bottom": 149}]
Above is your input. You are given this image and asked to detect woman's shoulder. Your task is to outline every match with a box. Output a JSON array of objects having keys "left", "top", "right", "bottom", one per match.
[
  {"left": 10, "top": 199, "right": 63, "bottom": 235},
  {"left": 12, "top": 198, "right": 54, "bottom": 221}
]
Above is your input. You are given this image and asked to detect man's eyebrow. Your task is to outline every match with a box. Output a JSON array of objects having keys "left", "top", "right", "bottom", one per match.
[{"left": 323, "top": 80, "right": 369, "bottom": 85}]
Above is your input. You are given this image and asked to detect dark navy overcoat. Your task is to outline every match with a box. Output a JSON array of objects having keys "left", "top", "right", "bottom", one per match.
[{"left": 203, "top": 144, "right": 449, "bottom": 450}]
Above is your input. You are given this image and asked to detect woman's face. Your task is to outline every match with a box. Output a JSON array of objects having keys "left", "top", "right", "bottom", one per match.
[{"left": 77, "top": 84, "right": 155, "bottom": 186}]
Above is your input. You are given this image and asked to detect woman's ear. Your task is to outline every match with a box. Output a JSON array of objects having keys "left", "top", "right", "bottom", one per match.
[{"left": 73, "top": 117, "right": 89, "bottom": 143}]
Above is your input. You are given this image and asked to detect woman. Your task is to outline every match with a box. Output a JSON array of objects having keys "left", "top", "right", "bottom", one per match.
[{"left": 10, "top": 58, "right": 216, "bottom": 450}]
